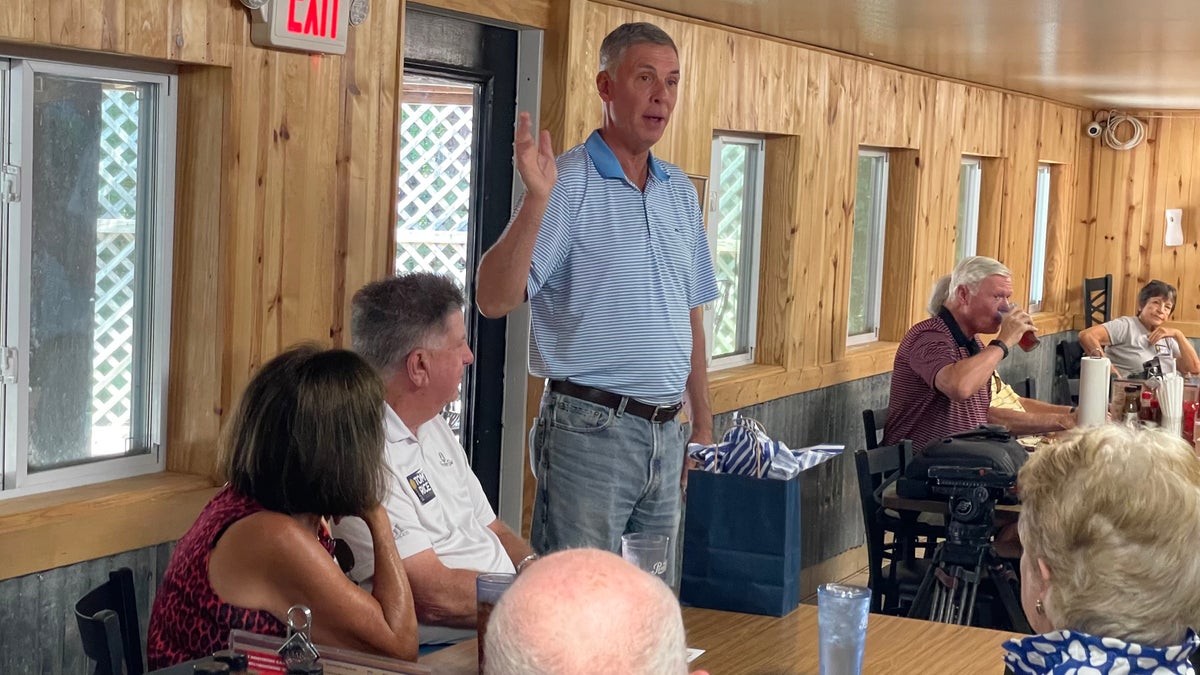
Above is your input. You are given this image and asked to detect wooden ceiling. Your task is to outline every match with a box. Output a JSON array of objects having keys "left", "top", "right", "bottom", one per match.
[{"left": 627, "top": 0, "right": 1200, "bottom": 109}]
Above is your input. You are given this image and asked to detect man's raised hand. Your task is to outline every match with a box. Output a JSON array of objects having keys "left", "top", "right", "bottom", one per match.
[{"left": 514, "top": 112, "right": 557, "bottom": 200}]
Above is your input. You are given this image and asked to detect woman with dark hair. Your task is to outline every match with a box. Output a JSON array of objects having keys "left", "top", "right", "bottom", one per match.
[
  {"left": 147, "top": 345, "right": 418, "bottom": 668},
  {"left": 1078, "top": 279, "right": 1200, "bottom": 377}
]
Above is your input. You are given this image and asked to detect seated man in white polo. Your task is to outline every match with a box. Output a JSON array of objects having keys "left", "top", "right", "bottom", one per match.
[{"left": 333, "top": 273, "right": 535, "bottom": 646}]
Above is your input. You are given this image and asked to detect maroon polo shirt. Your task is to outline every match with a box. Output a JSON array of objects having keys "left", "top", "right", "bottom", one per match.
[{"left": 883, "top": 313, "right": 991, "bottom": 452}]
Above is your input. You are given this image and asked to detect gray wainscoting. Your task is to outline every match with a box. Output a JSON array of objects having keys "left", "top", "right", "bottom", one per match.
[{"left": 0, "top": 542, "right": 174, "bottom": 674}]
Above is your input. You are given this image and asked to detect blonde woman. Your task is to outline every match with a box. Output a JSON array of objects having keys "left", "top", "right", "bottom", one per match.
[{"left": 1003, "top": 425, "right": 1200, "bottom": 673}]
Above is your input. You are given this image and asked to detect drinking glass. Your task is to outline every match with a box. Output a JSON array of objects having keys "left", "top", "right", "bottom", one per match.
[
  {"left": 476, "top": 572, "right": 515, "bottom": 673},
  {"left": 998, "top": 303, "right": 1040, "bottom": 351},
  {"left": 818, "top": 583, "right": 870, "bottom": 675},
  {"left": 621, "top": 532, "right": 670, "bottom": 580}
]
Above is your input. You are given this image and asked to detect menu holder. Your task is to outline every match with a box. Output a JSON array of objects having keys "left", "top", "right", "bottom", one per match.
[{"left": 228, "top": 629, "right": 431, "bottom": 675}]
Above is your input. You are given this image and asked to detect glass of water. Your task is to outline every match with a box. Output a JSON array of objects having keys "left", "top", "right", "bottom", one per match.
[
  {"left": 621, "top": 532, "right": 670, "bottom": 581},
  {"left": 818, "top": 583, "right": 870, "bottom": 675}
]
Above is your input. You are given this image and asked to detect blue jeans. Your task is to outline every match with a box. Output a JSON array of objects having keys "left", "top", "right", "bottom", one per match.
[{"left": 530, "top": 390, "right": 685, "bottom": 558}]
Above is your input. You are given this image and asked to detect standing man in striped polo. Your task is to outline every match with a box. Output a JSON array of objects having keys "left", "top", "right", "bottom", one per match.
[{"left": 476, "top": 22, "right": 719, "bottom": 557}]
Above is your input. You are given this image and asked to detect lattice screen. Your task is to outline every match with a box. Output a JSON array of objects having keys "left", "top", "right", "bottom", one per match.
[
  {"left": 91, "top": 89, "right": 140, "bottom": 435},
  {"left": 712, "top": 144, "right": 747, "bottom": 356},
  {"left": 395, "top": 102, "right": 473, "bottom": 288}
]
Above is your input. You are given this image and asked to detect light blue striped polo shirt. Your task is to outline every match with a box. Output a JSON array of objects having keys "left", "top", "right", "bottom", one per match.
[{"left": 523, "top": 130, "right": 719, "bottom": 404}]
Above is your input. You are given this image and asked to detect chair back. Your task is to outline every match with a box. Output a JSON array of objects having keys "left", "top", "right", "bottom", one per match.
[
  {"left": 1083, "top": 274, "right": 1112, "bottom": 328},
  {"left": 861, "top": 407, "right": 888, "bottom": 450},
  {"left": 853, "top": 440, "right": 912, "bottom": 613},
  {"left": 1054, "top": 340, "right": 1084, "bottom": 406},
  {"left": 1016, "top": 376, "right": 1036, "bottom": 401},
  {"left": 75, "top": 567, "right": 144, "bottom": 675}
]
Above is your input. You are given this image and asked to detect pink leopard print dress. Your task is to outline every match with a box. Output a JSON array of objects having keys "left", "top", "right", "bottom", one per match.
[{"left": 146, "top": 486, "right": 335, "bottom": 669}]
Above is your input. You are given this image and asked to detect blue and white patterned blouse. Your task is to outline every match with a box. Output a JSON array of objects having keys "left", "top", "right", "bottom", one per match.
[{"left": 1003, "top": 628, "right": 1200, "bottom": 674}]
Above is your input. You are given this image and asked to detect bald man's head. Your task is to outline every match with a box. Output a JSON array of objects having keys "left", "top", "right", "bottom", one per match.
[{"left": 484, "top": 549, "right": 703, "bottom": 675}]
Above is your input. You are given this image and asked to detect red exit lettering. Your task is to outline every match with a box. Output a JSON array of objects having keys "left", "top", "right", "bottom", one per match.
[{"left": 287, "top": 0, "right": 340, "bottom": 40}]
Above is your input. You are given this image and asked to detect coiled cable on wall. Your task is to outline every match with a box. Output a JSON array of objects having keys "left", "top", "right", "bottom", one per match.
[{"left": 1102, "top": 111, "right": 1145, "bottom": 150}]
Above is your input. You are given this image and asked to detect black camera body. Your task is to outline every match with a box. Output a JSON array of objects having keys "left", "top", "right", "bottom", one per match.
[
  {"left": 928, "top": 465, "right": 1017, "bottom": 524},
  {"left": 898, "top": 425, "right": 1026, "bottom": 504},
  {"left": 925, "top": 465, "right": 1016, "bottom": 565}
]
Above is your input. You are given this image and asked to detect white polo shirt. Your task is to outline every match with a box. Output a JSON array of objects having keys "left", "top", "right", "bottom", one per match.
[{"left": 332, "top": 406, "right": 514, "bottom": 645}]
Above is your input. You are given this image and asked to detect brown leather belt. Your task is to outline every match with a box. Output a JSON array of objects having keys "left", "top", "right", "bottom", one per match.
[{"left": 549, "top": 380, "right": 682, "bottom": 424}]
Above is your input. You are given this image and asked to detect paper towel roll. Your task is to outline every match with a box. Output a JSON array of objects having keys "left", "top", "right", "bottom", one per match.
[{"left": 1078, "top": 356, "right": 1111, "bottom": 427}]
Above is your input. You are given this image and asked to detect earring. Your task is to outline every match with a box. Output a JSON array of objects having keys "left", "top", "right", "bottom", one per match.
[{"left": 1036, "top": 598, "right": 1046, "bottom": 616}]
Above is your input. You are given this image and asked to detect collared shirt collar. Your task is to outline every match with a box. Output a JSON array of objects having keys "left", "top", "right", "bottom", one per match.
[
  {"left": 584, "top": 130, "right": 669, "bottom": 183},
  {"left": 384, "top": 404, "right": 418, "bottom": 445}
]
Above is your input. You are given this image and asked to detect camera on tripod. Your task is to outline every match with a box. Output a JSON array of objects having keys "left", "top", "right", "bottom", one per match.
[{"left": 928, "top": 465, "right": 1017, "bottom": 528}]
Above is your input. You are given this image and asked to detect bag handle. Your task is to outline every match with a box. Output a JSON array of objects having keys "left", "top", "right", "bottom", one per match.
[{"left": 733, "top": 416, "right": 768, "bottom": 478}]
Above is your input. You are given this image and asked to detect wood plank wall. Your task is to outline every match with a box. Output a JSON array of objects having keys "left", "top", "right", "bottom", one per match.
[
  {"left": 544, "top": 0, "right": 1089, "bottom": 417},
  {"left": 1084, "top": 115, "right": 1200, "bottom": 336},
  {"left": 0, "top": 1, "right": 404, "bottom": 481}
]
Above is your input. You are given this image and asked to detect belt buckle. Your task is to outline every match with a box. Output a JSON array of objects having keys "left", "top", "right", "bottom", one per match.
[{"left": 652, "top": 403, "right": 680, "bottom": 423}]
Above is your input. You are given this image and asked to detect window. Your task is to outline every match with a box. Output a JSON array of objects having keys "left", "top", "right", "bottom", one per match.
[
  {"left": 849, "top": 149, "right": 888, "bottom": 344},
  {"left": 704, "top": 135, "right": 764, "bottom": 368},
  {"left": 1029, "top": 164, "right": 1052, "bottom": 313},
  {"left": 956, "top": 157, "right": 981, "bottom": 262},
  {"left": 1, "top": 58, "right": 177, "bottom": 497}
]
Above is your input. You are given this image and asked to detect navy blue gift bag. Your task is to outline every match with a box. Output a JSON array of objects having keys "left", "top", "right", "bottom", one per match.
[{"left": 679, "top": 469, "right": 802, "bottom": 616}]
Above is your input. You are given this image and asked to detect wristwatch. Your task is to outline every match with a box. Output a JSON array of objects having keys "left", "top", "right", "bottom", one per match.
[{"left": 988, "top": 339, "right": 1009, "bottom": 359}]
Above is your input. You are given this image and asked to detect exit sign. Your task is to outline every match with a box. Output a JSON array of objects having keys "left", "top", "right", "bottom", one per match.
[{"left": 249, "top": 0, "right": 350, "bottom": 55}]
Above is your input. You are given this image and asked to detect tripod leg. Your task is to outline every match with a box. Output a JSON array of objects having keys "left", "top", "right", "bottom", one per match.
[
  {"left": 990, "top": 561, "right": 1032, "bottom": 633},
  {"left": 961, "top": 575, "right": 980, "bottom": 626},
  {"left": 908, "top": 547, "right": 944, "bottom": 620}
]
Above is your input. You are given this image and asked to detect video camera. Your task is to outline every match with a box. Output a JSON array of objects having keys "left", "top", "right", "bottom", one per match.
[
  {"left": 927, "top": 465, "right": 1017, "bottom": 527},
  {"left": 897, "top": 425, "right": 1027, "bottom": 505}
]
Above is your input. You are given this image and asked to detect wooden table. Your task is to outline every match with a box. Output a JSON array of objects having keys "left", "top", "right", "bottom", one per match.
[{"left": 420, "top": 604, "right": 1020, "bottom": 674}]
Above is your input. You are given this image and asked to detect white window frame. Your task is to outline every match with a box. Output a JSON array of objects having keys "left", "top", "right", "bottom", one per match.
[
  {"left": 956, "top": 157, "right": 981, "bottom": 262},
  {"left": 1, "top": 57, "right": 177, "bottom": 498},
  {"left": 1029, "top": 163, "right": 1052, "bottom": 314},
  {"left": 704, "top": 134, "right": 764, "bottom": 370},
  {"left": 848, "top": 148, "right": 889, "bottom": 346}
]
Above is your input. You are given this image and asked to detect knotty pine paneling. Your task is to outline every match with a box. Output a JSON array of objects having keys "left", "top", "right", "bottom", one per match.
[
  {"left": 816, "top": 56, "right": 861, "bottom": 365},
  {"left": 996, "top": 94, "right": 1043, "bottom": 309},
  {"left": 1040, "top": 103, "right": 1078, "bottom": 164},
  {"left": 794, "top": 51, "right": 834, "bottom": 369},
  {"left": 858, "top": 62, "right": 925, "bottom": 150},
  {"left": 757, "top": 136, "right": 808, "bottom": 369},
  {"left": 422, "top": 0, "right": 552, "bottom": 29},
  {"left": 961, "top": 85, "right": 1004, "bottom": 157},
  {"left": 715, "top": 32, "right": 803, "bottom": 136},
  {"left": 0, "top": 1, "right": 403, "bottom": 481}
]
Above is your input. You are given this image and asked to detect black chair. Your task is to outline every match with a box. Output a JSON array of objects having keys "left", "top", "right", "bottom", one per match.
[
  {"left": 861, "top": 407, "right": 888, "bottom": 450},
  {"left": 1083, "top": 274, "right": 1112, "bottom": 328},
  {"left": 1015, "top": 376, "right": 1036, "bottom": 401},
  {"left": 75, "top": 567, "right": 144, "bottom": 675},
  {"left": 1054, "top": 340, "right": 1084, "bottom": 406},
  {"left": 854, "top": 441, "right": 935, "bottom": 615}
]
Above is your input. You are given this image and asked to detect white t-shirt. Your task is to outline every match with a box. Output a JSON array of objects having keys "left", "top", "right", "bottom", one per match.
[
  {"left": 332, "top": 406, "right": 514, "bottom": 645},
  {"left": 1103, "top": 315, "right": 1180, "bottom": 377}
]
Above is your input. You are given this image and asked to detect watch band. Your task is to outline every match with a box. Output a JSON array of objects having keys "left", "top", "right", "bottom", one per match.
[{"left": 988, "top": 339, "right": 1009, "bottom": 359}]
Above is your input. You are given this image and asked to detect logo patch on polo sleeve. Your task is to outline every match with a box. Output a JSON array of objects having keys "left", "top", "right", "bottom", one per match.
[{"left": 406, "top": 469, "right": 436, "bottom": 504}]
